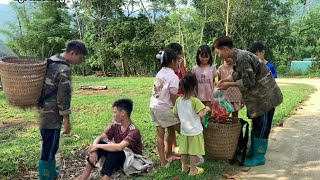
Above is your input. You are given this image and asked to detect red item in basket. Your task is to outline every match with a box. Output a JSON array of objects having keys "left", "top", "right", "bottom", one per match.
[{"left": 211, "top": 101, "right": 230, "bottom": 121}]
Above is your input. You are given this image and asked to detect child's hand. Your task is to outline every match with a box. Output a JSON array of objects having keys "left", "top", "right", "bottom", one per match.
[
  {"left": 217, "top": 82, "right": 230, "bottom": 90},
  {"left": 89, "top": 145, "right": 98, "bottom": 152},
  {"left": 205, "top": 106, "right": 211, "bottom": 112},
  {"left": 216, "top": 80, "right": 223, "bottom": 87}
]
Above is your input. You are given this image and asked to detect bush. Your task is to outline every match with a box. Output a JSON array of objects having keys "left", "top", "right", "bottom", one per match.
[
  {"left": 290, "top": 69, "right": 304, "bottom": 76},
  {"left": 277, "top": 65, "right": 290, "bottom": 76}
]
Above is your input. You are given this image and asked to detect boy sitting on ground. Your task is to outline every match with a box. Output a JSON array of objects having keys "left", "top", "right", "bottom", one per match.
[{"left": 77, "top": 99, "right": 142, "bottom": 180}]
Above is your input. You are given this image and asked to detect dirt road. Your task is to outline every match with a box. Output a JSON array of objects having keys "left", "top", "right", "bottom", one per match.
[{"left": 239, "top": 78, "right": 320, "bottom": 180}]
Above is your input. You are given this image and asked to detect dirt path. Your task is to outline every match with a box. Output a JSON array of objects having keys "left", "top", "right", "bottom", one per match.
[{"left": 239, "top": 78, "right": 320, "bottom": 180}]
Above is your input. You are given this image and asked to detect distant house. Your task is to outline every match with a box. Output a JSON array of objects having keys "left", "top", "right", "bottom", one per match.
[{"left": 290, "top": 58, "right": 315, "bottom": 75}]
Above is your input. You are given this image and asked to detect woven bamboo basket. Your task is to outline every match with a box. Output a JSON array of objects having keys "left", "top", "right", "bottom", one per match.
[
  {"left": 0, "top": 56, "right": 47, "bottom": 106},
  {"left": 204, "top": 118, "right": 241, "bottom": 160}
]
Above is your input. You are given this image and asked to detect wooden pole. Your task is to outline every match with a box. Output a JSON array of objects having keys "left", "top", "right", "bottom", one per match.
[{"left": 226, "top": 0, "right": 230, "bottom": 36}]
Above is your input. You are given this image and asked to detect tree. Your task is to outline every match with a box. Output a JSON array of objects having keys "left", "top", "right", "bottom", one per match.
[
  {"left": 1, "top": 2, "right": 74, "bottom": 59},
  {"left": 290, "top": 5, "right": 320, "bottom": 60}
]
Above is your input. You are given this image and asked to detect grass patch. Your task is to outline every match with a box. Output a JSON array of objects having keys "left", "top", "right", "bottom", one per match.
[{"left": 0, "top": 77, "right": 316, "bottom": 179}]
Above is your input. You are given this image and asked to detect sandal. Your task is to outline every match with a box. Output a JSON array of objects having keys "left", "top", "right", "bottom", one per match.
[{"left": 189, "top": 167, "right": 204, "bottom": 176}]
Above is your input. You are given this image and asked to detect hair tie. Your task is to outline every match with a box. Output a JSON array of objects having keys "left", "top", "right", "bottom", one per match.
[{"left": 156, "top": 51, "right": 164, "bottom": 64}]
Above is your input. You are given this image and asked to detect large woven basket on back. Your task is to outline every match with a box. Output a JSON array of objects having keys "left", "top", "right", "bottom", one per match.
[
  {"left": 204, "top": 118, "right": 241, "bottom": 160},
  {"left": 0, "top": 56, "right": 47, "bottom": 106}
]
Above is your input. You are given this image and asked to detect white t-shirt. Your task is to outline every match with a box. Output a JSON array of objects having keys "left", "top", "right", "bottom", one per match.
[
  {"left": 173, "top": 96, "right": 205, "bottom": 136},
  {"left": 150, "top": 67, "right": 179, "bottom": 110}
]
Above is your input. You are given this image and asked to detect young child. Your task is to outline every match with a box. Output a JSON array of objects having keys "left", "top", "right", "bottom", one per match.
[
  {"left": 217, "top": 58, "right": 243, "bottom": 118},
  {"left": 192, "top": 45, "right": 217, "bottom": 108},
  {"left": 166, "top": 42, "right": 186, "bottom": 154},
  {"left": 167, "top": 43, "right": 187, "bottom": 82},
  {"left": 249, "top": 42, "right": 278, "bottom": 78},
  {"left": 150, "top": 48, "right": 180, "bottom": 167},
  {"left": 77, "top": 99, "right": 142, "bottom": 180},
  {"left": 173, "top": 73, "right": 210, "bottom": 176},
  {"left": 38, "top": 40, "right": 87, "bottom": 179}
]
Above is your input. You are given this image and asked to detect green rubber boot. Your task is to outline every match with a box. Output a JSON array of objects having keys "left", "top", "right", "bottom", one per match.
[
  {"left": 38, "top": 160, "right": 59, "bottom": 180},
  {"left": 245, "top": 131, "right": 256, "bottom": 158},
  {"left": 244, "top": 137, "right": 268, "bottom": 167},
  {"left": 38, "top": 160, "right": 53, "bottom": 180},
  {"left": 48, "top": 160, "right": 60, "bottom": 177}
]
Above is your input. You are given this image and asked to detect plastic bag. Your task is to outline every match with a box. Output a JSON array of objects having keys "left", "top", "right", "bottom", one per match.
[{"left": 211, "top": 89, "right": 234, "bottom": 121}]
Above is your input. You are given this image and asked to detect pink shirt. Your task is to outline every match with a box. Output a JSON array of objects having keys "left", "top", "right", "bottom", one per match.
[
  {"left": 192, "top": 65, "right": 217, "bottom": 102},
  {"left": 150, "top": 67, "right": 179, "bottom": 110}
]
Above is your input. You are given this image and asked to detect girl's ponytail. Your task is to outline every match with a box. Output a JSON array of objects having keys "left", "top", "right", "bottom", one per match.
[
  {"left": 156, "top": 51, "right": 165, "bottom": 64},
  {"left": 156, "top": 48, "right": 177, "bottom": 67}
]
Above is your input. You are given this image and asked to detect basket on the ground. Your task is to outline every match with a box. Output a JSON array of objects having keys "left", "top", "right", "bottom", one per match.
[
  {"left": 0, "top": 56, "right": 47, "bottom": 106},
  {"left": 204, "top": 118, "right": 241, "bottom": 160}
]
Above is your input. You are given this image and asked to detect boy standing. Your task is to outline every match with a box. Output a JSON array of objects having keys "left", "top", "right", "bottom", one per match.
[
  {"left": 249, "top": 42, "right": 278, "bottom": 78},
  {"left": 77, "top": 99, "right": 142, "bottom": 180},
  {"left": 38, "top": 40, "right": 87, "bottom": 179},
  {"left": 213, "top": 36, "right": 283, "bottom": 167}
]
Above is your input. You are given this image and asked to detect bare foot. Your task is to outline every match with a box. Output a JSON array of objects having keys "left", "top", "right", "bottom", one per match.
[
  {"left": 160, "top": 160, "right": 170, "bottom": 168},
  {"left": 182, "top": 166, "right": 189, "bottom": 173},
  {"left": 167, "top": 155, "right": 181, "bottom": 161}
]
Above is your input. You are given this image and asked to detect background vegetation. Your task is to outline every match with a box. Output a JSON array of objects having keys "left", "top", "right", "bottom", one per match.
[{"left": 1, "top": 0, "right": 320, "bottom": 76}]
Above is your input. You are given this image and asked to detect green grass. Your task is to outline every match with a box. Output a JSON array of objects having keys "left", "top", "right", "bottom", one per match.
[{"left": 0, "top": 77, "right": 316, "bottom": 179}]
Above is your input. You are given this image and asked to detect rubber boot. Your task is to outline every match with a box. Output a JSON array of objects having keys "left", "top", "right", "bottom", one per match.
[
  {"left": 244, "top": 137, "right": 268, "bottom": 167},
  {"left": 48, "top": 160, "right": 60, "bottom": 177},
  {"left": 245, "top": 131, "right": 256, "bottom": 158},
  {"left": 38, "top": 160, "right": 53, "bottom": 180}
]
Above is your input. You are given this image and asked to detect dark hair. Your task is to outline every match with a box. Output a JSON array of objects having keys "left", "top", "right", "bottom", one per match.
[
  {"left": 213, "top": 36, "right": 233, "bottom": 49},
  {"left": 112, "top": 99, "right": 133, "bottom": 117},
  {"left": 196, "top": 45, "right": 213, "bottom": 66},
  {"left": 180, "top": 72, "right": 198, "bottom": 97},
  {"left": 249, "top": 42, "right": 265, "bottom": 54},
  {"left": 66, "top": 40, "right": 88, "bottom": 55},
  {"left": 156, "top": 48, "right": 178, "bottom": 67},
  {"left": 167, "top": 43, "right": 183, "bottom": 55}
]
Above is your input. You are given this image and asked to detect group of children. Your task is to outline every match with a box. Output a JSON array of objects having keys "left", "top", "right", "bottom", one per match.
[
  {"left": 149, "top": 42, "right": 243, "bottom": 176},
  {"left": 149, "top": 40, "right": 278, "bottom": 175}
]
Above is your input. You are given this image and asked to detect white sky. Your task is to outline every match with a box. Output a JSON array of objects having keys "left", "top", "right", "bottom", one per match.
[{"left": 0, "top": 0, "right": 12, "bottom": 4}]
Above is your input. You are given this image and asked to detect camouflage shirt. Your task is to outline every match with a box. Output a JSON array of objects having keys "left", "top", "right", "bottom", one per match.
[
  {"left": 232, "top": 49, "right": 283, "bottom": 118},
  {"left": 39, "top": 54, "right": 72, "bottom": 129}
]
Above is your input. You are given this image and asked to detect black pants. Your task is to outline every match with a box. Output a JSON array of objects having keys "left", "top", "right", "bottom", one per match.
[
  {"left": 40, "top": 129, "right": 61, "bottom": 161},
  {"left": 87, "top": 141, "right": 126, "bottom": 177},
  {"left": 252, "top": 108, "right": 275, "bottom": 139}
]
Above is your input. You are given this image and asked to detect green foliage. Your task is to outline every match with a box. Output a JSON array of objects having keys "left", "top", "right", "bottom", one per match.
[
  {"left": 1, "top": 0, "right": 319, "bottom": 77},
  {"left": 154, "top": 8, "right": 205, "bottom": 69},
  {"left": 277, "top": 64, "right": 290, "bottom": 76},
  {"left": 289, "top": 5, "right": 320, "bottom": 62},
  {"left": 1, "top": 2, "right": 74, "bottom": 59}
]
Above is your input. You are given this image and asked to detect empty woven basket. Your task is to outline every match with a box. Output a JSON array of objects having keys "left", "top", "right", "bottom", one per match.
[
  {"left": 0, "top": 56, "right": 47, "bottom": 106},
  {"left": 204, "top": 118, "right": 241, "bottom": 160}
]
